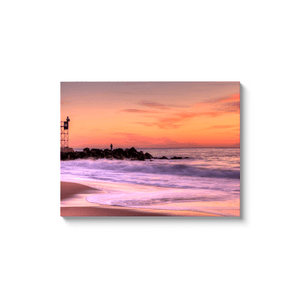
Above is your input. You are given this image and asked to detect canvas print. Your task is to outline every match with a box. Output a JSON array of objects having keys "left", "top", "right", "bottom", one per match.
[{"left": 60, "top": 82, "right": 240, "bottom": 217}]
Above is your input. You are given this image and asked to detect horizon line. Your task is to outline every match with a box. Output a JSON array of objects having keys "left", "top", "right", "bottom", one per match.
[{"left": 71, "top": 146, "right": 240, "bottom": 149}]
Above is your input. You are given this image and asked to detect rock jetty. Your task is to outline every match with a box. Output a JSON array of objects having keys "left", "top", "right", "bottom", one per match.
[{"left": 60, "top": 147, "right": 187, "bottom": 161}]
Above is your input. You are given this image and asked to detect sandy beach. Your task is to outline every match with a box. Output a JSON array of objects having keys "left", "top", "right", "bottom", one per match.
[
  {"left": 60, "top": 181, "right": 220, "bottom": 217},
  {"left": 61, "top": 182, "right": 99, "bottom": 201}
]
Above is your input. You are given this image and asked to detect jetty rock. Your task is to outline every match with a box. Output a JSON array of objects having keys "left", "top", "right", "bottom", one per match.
[
  {"left": 61, "top": 147, "right": 153, "bottom": 161},
  {"left": 145, "top": 152, "right": 153, "bottom": 159}
]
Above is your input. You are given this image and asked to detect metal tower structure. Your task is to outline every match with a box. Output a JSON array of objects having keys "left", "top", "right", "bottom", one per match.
[{"left": 60, "top": 116, "right": 70, "bottom": 149}]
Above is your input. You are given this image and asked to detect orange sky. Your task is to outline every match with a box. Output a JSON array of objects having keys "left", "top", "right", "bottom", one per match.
[{"left": 61, "top": 82, "right": 240, "bottom": 148}]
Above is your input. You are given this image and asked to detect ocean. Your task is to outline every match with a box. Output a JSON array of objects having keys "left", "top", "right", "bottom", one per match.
[{"left": 60, "top": 148, "right": 240, "bottom": 216}]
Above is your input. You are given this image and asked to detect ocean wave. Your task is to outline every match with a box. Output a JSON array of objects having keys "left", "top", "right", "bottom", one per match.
[{"left": 61, "top": 159, "right": 240, "bottom": 179}]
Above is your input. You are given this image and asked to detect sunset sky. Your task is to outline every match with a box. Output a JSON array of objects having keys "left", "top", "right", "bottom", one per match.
[{"left": 61, "top": 82, "right": 240, "bottom": 148}]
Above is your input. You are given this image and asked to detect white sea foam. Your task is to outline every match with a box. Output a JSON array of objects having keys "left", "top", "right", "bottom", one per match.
[{"left": 61, "top": 148, "right": 240, "bottom": 215}]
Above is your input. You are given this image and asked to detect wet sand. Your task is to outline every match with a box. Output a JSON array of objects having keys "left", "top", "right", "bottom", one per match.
[
  {"left": 61, "top": 182, "right": 99, "bottom": 201},
  {"left": 60, "top": 181, "right": 219, "bottom": 217}
]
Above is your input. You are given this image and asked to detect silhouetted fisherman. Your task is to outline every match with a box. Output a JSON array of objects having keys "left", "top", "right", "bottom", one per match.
[{"left": 110, "top": 144, "right": 113, "bottom": 151}]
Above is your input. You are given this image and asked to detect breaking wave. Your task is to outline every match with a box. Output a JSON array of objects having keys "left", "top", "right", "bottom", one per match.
[{"left": 61, "top": 159, "right": 240, "bottom": 179}]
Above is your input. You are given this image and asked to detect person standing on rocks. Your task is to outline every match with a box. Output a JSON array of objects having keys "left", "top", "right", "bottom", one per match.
[{"left": 110, "top": 144, "right": 113, "bottom": 151}]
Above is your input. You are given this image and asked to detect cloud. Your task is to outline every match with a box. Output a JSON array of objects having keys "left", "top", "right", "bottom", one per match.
[
  {"left": 209, "top": 93, "right": 240, "bottom": 103},
  {"left": 139, "top": 101, "right": 171, "bottom": 110},
  {"left": 139, "top": 100, "right": 191, "bottom": 110},
  {"left": 154, "top": 94, "right": 240, "bottom": 129},
  {"left": 134, "top": 122, "right": 157, "bottom": 127},
  {"left": 207, "top": 125, "right": 237, "bottom": 129},
  {"left": 120, "top": 109, "right": 156, "bottom": 114},
  {"left": 154, "top": 110, "right": 236, "bottom": 129},
  {"left": 134, "top": 111, "right": 225, "bottom": 129},
  {"left": 154, "top": 112, "right": 200, "bottom": 129},
  {"left": 195, "top": 93, "right": 240, "bottom": 113},
  {"left": 122, "top": 93, "right": 240, "bottom": 130}
]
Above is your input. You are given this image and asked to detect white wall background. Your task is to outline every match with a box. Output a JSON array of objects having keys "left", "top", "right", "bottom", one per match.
[{"left": 1, "top": 1, "right": 299, "bottom": 299}]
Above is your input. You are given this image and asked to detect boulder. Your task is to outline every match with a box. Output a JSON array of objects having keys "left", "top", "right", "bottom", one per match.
[
  {"left": 114, "top": 148, "right": 125, "bottom": 155},
  {"left": 145, "top": 152, "right": 153, "bottom": 159},
  {"left": 138, "top": 154, "right": 145, "bottom": 161},
  {"left": 61, "top": 152, "right": 68, "bottom": 160},
  {"left": 127, "top": 147, "right": 138, "bottom": 156},
  {"left": 73, "top": 152, "right": 81, "bottom": 159},
  {"left": 129, "top": 147, "right": 138, "bottom": 152},
  {"left": 126, "top": 147, "right": 139, "bottom": 158},
  {"left": 79, "top": 152, "right": 87, "bottom": 159}
]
